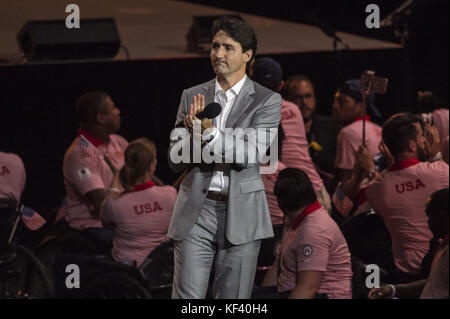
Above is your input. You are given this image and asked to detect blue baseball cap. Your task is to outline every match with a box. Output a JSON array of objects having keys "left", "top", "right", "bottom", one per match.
[
  {"left": 338, "top": 79, "right": 382, "bottom": 118},
  {"left": 252, "top": 57, "right": 283, "bottom": 91}
]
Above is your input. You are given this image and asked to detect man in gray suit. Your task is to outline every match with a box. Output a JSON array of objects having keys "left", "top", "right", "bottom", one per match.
[{"left": 167, "top": 17, "right": 282, "bottom": 299}]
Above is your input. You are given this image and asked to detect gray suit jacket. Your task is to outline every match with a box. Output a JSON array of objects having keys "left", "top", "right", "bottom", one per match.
[{"left": 167, "top": 77, "right": 282, "bottom": 245}]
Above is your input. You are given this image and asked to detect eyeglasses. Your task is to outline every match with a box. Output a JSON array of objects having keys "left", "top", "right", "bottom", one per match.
[{"left": 291, "top": 93, "right": 314, "bottom": 101}]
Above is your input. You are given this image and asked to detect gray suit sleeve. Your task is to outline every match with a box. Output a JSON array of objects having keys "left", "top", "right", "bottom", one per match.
[{"left": 204, "top": 92, "right": 282, "bottom": 170}]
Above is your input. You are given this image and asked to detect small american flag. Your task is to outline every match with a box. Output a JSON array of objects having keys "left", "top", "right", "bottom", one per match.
[
  {"left": 21, "top": 206, "right": 46, "bottom": 231},
  {"left": 80, "top": 134, "right": 98, "bottom": 158}
]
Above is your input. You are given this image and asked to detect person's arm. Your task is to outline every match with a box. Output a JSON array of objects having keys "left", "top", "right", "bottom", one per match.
[
  {"left": 261, "top": 258, "right": 279, "bottom": 287},
  {"left": 288, "top": 271, "right": 324, "bottom": 299},
  {"left": 368, "top": 280, "right": 427, "bottom": 299},
  {"left": 202, "top": 93, "right": 282, "bottom": 170},
  {"left": 84, "top": 188, "right": 106, "bottom": 219}
]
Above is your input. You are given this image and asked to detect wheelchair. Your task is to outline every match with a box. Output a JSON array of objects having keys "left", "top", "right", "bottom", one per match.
[
  {"left": 0, "top": 198, "right": 54, "bottom": 299},
  {"left": 340, "top": 209, "right": 394, "bottom": 298},
  {"left": 53, "top": 240, "right": 174, "bottom": 299}
]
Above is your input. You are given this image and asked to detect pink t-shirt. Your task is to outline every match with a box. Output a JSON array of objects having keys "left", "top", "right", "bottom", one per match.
[
  {"left": 432, "top": 108, "right": 449, "bottom": 140},
  {"left": 0, "top": 151, "right": 26, "bottom": 204},
  {"left": 102, "top": 182, "right": 177, "bottom": 267},
  {"left": 62, "top": 131, "right": 128, "bottom": 230},
  {"left": 278, "top": 203, "right": 353, "bottom": 298},
  {"left": 366, "top": 159, "right": 449, "bottom": 274},
  {"left": 261, "top": 161, "right": 287, "bottom": 225},
  {"left": 335, "top": 117, "right": 382, "bottom": 170},
  {"left": 280, "top": 99, "right": 324, "bottom": 191}
]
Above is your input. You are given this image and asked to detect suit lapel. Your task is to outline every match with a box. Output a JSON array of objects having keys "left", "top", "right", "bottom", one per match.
[{"left": 225, "top": 77, "right": 255, "bottom": 128}]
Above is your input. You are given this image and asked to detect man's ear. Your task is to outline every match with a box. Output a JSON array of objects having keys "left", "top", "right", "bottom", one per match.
[
  {"left": 243, "top": 49, "right": 252, "bottom": 63},
  {"left": 96, "top": 112, "right": 105, "bottom": 125},
  {"left": 408, "top": 139, "right": 417, "bottom": 153}
]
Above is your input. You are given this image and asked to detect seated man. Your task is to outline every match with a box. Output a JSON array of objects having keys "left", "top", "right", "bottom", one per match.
[
  {"left": 101, "top": 138, "right": 177, "bottom": 267},
  {"left": 336, "top": 113, "right": 449, "bottom": 282},
  {"left": 258, "top": 168, "right": 353, "bottom": 299},
  {"left": 332, "top": 79, "right": 382, "bottom": 183},
  {"left": 282, "top": 74, "right": 342, "bottom": 192},
  {"left": 368, "top": 188, "right": 448, "bottom": 299},
  {"left": 60, "top": 91, "right": 128, "bottom": 252}
]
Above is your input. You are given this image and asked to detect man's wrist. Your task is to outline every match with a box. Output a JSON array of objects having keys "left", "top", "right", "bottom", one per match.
[{"left": 429, "top": 151, "right": 442, "bottom": 162}]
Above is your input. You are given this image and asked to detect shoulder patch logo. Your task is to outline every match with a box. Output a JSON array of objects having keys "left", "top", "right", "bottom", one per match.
[
  {"left": 303, "top": 245, "right": 313, "bottom": 257},
  {"left": 78, "top": 167, "right": 91, "bottom": 180}
]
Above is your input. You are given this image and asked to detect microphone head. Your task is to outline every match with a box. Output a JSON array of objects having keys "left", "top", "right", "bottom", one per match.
[{"left": 199, "top": 102, "right": 222, "bottom": 119}]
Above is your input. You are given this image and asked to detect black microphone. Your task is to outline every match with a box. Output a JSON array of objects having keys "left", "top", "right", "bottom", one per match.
[{"left": 175, "top": 102, "right": 222, "bottom": 128}]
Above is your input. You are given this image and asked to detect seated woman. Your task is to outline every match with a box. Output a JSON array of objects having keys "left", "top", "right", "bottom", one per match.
[{"left": 101, "top": 138, "right": 177, "bottom": 267}]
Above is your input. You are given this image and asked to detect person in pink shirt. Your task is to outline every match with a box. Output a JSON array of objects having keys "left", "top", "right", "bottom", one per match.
[
  {"left": 368, "top": 188, "right": 449, "bottom": 299},
  {"left": 102, "top": 138, "right": 177, "bottom": 267},
  {"left": 61, "top": 91, "right": 128, "bottom": 252},
  {"left": 261, "top": 160, "right": 287, "bottom": 226},
  {"left": 332, "top": 79, "right": 382, "bottom": 183},
  {"left": 0, "top": 151, "right": 26, "bottom": 204},
  {"left": 340, "top": 113, "right": 448, "bottom": 283},
  {"left": 258, "top": 168, "right": 352, "bottom": 299},
  {"left": 252, "top": 57, "right": 331, "bottom": 213}
]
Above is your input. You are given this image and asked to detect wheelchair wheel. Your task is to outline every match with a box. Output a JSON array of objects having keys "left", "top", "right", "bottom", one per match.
[
  {"left": 3, "top": 244, "right": 54, "bottom": 299},
  {"left": 139, "top": 241, "right": 174, "bottom": 298},
  {"left": 34, "top": 231, "right": 98, "bottom": 281},
  {"left": 79, "top": 273, "right": 151, "bottom": 299}
]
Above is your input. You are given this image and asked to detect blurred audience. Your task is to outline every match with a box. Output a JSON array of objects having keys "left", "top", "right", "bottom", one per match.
[
  {"left": 282, "top": 75, "right": 342, "bottom": 192},
  {"left": 252, "top": 57, "right": 331, "bottom": 214},
  {"left": 336, "top": 113, "right": 448, "bottom": 283}
]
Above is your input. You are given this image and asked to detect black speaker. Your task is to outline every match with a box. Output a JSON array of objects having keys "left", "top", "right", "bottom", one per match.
[{"left": 17, "top": 18, "right": 121, "bottom": 61}]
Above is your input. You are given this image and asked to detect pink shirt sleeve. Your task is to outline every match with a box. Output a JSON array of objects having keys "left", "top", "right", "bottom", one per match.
[
  {"left": 296, "top": 226, "right": 331, "bottom": 272},
  {"left": 335, "top": 129, "right": 358, "bottom": 170},
  {"left": 64, "top": 152, "right": 106, "bottom": 196}
]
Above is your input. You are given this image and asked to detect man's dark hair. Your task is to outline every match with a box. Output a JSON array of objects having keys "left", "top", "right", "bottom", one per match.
[
  {"left": 417, "top": 92, "right": 443, "bottom": 114},
  {"left": 426, "top": 188, "right": 449, "bottom": 218},
  {"left": 211, "top": 17, "right": 257, "bottom": 62},
  {"left": 76, "top": 91, "right": 110, "bottom": 125},
  {"left": 274, "top": 168, "right": 317, "bottom": 213},
  {"left": 281, "top": 74, "right": 314, "bottom": 100},
  {"left": 382, "top": 112, "right": 423, "bottom": 158}
]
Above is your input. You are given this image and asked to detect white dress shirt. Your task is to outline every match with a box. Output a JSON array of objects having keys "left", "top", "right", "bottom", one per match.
[{"left": 206, "top": 74, "right": 247, "bottom": 193}]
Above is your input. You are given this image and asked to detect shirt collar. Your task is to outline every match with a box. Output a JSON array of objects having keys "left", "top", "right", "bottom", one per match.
[
  {"left": 133, "top": 180, "right": 155, "bottom": 191},
  {"left": 215, "top": 74, "right": 247, "bottom": 98},
  {"left": 389, "top": 158, "right": 420, "bottom": 171},
  {"left": 352, "top": 115, "right": 370, "bottom": 123},
  {"left": 122, "top": 180, "right": 155, "bottom": 194},
  {"left": 291, "top": 200, "right": 321, "bottom": 230},
  {"left": 78, "top": 129, "right": 105, "bottom": 148}
]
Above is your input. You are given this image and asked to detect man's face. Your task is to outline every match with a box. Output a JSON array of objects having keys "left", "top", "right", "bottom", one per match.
[
  {"left": 287, "top": 80, "right": 316, "bottom": 121},
  {"left": 413, "top": 122, "right": 427, "bottom": 162},
  {"left": 332, "top": 92, "right": 360, "bottom": 125},
  {"left": 210, "top": 30, "right": 250, "bottom": 78},
  {"left": 100, "top": 96, "right": 121, "bottom": 133}
]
